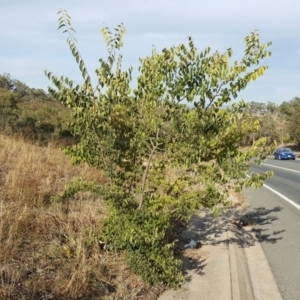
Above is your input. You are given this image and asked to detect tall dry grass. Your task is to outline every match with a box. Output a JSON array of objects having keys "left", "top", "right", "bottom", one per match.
[{"left": 0, "top": 135, "right": 154, "bottom": 300}]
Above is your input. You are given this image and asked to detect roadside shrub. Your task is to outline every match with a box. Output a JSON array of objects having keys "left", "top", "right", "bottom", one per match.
[{"left": 46, "top": 10, "right": 274, "bottom": 287}]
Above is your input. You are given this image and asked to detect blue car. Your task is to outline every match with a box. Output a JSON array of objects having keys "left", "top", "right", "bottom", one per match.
[{"left": 273, "top": 147, "right": 296, "bottom": 160}]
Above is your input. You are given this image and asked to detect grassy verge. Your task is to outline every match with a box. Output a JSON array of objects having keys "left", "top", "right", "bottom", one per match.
[{"left": 0, "top": 134, "right": 163, "bottom": 299}]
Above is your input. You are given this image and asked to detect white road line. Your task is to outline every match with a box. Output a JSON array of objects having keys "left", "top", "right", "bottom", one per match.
[
  {"left": 259, "top": 163, "right": 300, "bottom": 174},
  {"left": 246, "top": 175, "right": 300, "bottom": 211},
  {"left": 262, "top": 184, "right": 300, "bottom": 211}
]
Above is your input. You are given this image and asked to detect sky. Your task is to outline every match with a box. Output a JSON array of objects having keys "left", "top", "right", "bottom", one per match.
[{"left": 0, "top": 0, "right": 299, "bottom": 105}]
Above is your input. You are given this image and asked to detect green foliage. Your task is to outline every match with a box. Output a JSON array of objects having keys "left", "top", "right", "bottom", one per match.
[
  {"left": 288, "top": 103, "right": 300, "bottom": 144},
  {"left": 16, "top": 100, "right": 73, "bottom": 141},
  {"left": 0, "top": 87, "right": 20, "bottom": 131},
  {"left": 0, "top": 73, "right": 15, "bottom": 91},
  {"left": 0, "top": 73, "right": 74, "bottom": 143},
  {"left": 45, "top": 10, "right": 274, "bottom": 287},
  {"left": 278, "top": 97, "right": 300, "bottom": 144},
  {"left": 51, "top": 177, "right": 104, "bottom": 203},
  {"left": 240, "top": 101, "right": 288, "bottom": 145},
  {"left": 279, "top": 97, "right": 300, "bottom": 120},
  {"left": 102, "top": 206, "right": 184, "bottom": 286}
]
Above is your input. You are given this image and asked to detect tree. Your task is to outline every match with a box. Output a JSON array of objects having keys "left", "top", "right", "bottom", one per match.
[
  {"left": 0, "top": 73, "right": 15, "bottom": 91},
  {"left": 45, "top": 10, "right": 273, "bottom": 287},
  {"left": 279, "top": 97, "right": 300, "bottom": 120},
  {"left": 240, "top": 101, "right": 290, "bottom": 146},
  {"left": 245, "top": 101, "right": 268, "bottom": 116},
  {"left": 288, "top": 104, "right": 300, "bottom": 145},
  {"left": 0, "top": 88, "right": 20, "bottom": 131}
]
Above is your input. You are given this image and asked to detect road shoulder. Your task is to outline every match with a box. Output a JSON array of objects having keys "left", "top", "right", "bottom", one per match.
[{"left": 159, "top": 196, "right": 282, "bottom": 300}]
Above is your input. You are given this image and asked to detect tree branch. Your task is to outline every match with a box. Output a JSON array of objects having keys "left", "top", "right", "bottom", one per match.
[
  {"left": 205, "top": 81, "right": 225, "bottom": 111},
  {"left": 138, "top": 128, "right": 160, "bottom": 210}
]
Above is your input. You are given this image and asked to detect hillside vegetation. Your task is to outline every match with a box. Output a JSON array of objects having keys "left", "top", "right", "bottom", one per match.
[{"left": 0, "top": 73, "right": 74, "bottom": 145}]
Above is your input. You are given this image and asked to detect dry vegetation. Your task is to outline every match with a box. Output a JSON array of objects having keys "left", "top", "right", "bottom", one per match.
[{"left": 0, "top": 134, "right": 162, "bottom": 300}]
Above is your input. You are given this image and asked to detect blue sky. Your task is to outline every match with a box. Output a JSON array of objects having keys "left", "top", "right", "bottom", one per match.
[{"left": 0, "top": 0, "right": 299, "bottom": 104}]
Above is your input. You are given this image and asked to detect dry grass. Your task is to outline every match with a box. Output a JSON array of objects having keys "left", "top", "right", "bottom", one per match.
[
  {"left": 230, "top": 191, "right": 250, "bottom": 210},
  {"left": 0, "top": 134, "right": 158, "bottom": 300}
]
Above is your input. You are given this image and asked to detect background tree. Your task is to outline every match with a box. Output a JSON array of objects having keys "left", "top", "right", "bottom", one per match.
[
  {"left": 239, "top": 101, "right": 289, "bottom": 146},
  {"left": 0, "top": 88, "right": 20, "bottom": 131},
  {"left": 279, "top": 97, "right": 300, "bottom": 119},
  {"left": 288, "top": 103, "right": 300, "bottom": 145},
  {"left": 0, "top": 73, "right": 15, "bottom": 91},
  {"left": 46, "top": 10, "right": 274, "bottom": 287}
]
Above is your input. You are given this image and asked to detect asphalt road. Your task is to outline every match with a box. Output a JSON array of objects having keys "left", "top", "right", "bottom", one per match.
[{"left": 244, "top": 157, "right": 300, "bottom": 300}]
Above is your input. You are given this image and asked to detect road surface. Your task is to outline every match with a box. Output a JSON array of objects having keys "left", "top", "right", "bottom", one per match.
[{"left": 244, "top": 158, "right": 300, "bottom": 300}]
